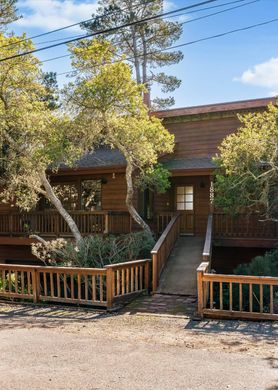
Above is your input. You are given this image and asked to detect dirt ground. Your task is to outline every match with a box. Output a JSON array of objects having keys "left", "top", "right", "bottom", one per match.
[{"left": 0, "top": 302, "right": 277, "bottom": 389}]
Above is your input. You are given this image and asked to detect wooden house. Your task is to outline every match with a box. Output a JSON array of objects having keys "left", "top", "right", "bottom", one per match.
[{"left": 0, "top": 96, "right": 277, "bottom": 269}]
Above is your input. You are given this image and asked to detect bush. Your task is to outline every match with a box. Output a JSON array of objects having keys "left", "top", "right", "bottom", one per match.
[
  {"left": 234, "top": 248, "right": 278, "bottom": 277},
  {"left": 32, "top": 231, "right": 155, "bottom": 268}
]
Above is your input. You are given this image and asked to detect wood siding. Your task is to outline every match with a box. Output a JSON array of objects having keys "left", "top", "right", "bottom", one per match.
[
  {"left": 154, "top": 176, "right": 210, "bottom": 236},
  {"left": 164, "top": 116, "right": 241, "bottom": 159}
]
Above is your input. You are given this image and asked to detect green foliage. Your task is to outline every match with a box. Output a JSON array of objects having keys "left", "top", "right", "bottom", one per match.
[
  {"left": 41, "top": 72, "right": 60, "bottom": 110},
  {"left": 0, "top": 0, "right": 20, "bottom": 29},
  {"left": 234, "top": 248, "right": 278, "bottom": 277},
  {"left": 214, "top": 103, "right": 278, "bottom": 220},
  {"left": 34, "top": 232, "right": 155, "bottom": 268},
  {"left": 135, "top": 163, "right": 171, "bottom": 193},
  {"left": 83, "top": 0, "right": 183, "bottom": 108}
]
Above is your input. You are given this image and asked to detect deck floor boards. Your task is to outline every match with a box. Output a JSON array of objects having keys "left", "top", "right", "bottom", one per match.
[{"left": 158, "top": 236, "right": 204, "bottom": 296}]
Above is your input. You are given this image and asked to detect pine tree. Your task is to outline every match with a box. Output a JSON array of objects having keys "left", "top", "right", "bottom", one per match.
[{"left": 83, "top": 0, "right": 183, "bottom": 109}]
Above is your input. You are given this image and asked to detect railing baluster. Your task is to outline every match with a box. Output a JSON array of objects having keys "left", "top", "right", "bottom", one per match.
[
  {"left": 270, "top": 285, "right": 273, "bottom": 314},
  {"left": 210, "top": 281, "right": 213, "bottom": 309},
  {"left": 239, "top": 283, "right": 242, "bottom": 311},
  {"left": 229, "top": 282, "right": 233, "bottom": 311},
  {"left": 219, "top": 282, "right": 223, "bottom": 310},
  {"left": 249, "top": 284, "right": 253, "bottom": 312},
  {"left": 260, "top": 284, "right": 263, "bottom": 313}
]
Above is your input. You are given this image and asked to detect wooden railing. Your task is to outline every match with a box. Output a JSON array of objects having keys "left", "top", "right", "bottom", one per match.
[
  {"left": 197, "top": 262, "right": 278, "bottom": 320},
  {"left": 0, "top": 259, "right": 151, "bottom": 309},
  {"left": 213, "top": 213, "right": 278, "bottom": 239},
  {"left": 156, "top": 212, "right": 175, "bottom": 235},
  {"left": 202, "top": 214, "right": 213, "bottom": 262},
  {"left": 151, "top": 213, "right": 180, "bottom": 292},
  {"left": 0, "top": 210, "right": 131, "bottom": 237}
]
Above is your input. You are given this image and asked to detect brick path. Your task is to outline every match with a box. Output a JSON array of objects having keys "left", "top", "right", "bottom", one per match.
[{"left": 123, "top": 293, "right": 197, "bottom": 317}]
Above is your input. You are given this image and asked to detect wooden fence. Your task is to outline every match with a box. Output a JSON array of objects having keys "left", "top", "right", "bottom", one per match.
[
  {"left": 197, "top": 262, "right": 278, "bottom": 320},
  {"left": 213, "top": 213, "right": 278, "bottom": 239},
  {"left": 151, "top": 213, "right": 180, "bottom": 292},
  {"left": 0, "top": 260, "right": 150, "bottom": 309},
  {"left": 156, "top": 212, "right": 175, "bottom": 235},
  {"left": 0, "top": 210, "right": 131, "bottom": 237}
]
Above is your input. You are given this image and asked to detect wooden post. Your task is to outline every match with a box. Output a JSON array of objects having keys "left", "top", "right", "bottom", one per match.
[
  {"left": 106, "top": 268, "right": 114, "bottom": 309},
  {"left": 104, "top": 212, "right": 109, "bottom": 234},
  {"left": 32, "top": 268, "right": 39, "bottom": 304},
  {"left": 152, "top": 253, "right": 158, "bottom": 293},
  {"left": 197, "top": 266, "right": 204, "bottom": 316},
  {"left": 144, "top": 260, "right": 150, "bottom": 293}
]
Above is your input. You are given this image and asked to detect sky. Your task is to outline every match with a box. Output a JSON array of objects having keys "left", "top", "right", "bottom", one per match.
[{"left": 9, "top": 0, "right": 278, "bottom": 108}]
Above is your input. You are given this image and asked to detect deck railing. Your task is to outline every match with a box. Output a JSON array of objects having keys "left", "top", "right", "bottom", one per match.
[
  {"left": 197, "top": 262, "right": 278, "bottom": 320},
  {"left": 202, "top": 214, "right": 213, "bottom": 262},
  {"left": 213, "top": 213, "right": 278, "bottom": 239},
  {"left": 0, "top": 259, "right": 151, "bottom": 309},
  {"left": 156, "top": 212, "right": 175, "bottom": 235},
  {"left": 0, "top": 210, "right": 131, "bottom": 237},
  {"left": 151, "top": 213, "right": 181, "bottom": 292}
]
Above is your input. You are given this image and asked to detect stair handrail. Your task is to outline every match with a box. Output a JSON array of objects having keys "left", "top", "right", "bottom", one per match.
[{"left": 151, "top": 213, "right": 181, "bottom": 292}]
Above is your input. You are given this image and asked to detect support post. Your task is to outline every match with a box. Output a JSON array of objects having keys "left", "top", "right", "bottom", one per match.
[
  {"left": 197, "top": 267, "right": 204, "bottom": 317},
  {"left": 104, "top": 213, "right": 109, "bottom": 234},
  {"left": 152, "top": 253, "right": 158, "bottom": 293},
  {"left": 32, "top": 269, "right": 39, "bottom": 304},
  {"left": 106, "top": 267, "right": 114, "bottom": 309},
  {"left": 144, "top": 260, "right": 150, "bottom": 293}
]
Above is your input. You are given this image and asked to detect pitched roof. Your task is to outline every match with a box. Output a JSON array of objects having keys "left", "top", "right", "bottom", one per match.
[
  {"left": 162, "top": 157, "right": 216, "bottom": 171},
  {"left": 76, "top": 147, "right": 126, "bottom": 168},
  {"left": 153, "top": 97, "right": 276, "bottom": 119}
]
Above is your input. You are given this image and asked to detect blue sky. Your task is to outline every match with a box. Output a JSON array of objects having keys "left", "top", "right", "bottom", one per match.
[{"left": 9, "top": 0, "right": 278, "bottom": 108}]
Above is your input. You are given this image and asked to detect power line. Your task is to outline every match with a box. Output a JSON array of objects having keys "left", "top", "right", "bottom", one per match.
[
  {"left": 0, "top": 0, "right": 157, "bottom": 49},
  {"left": 32, "top": 0, "right": 251, "bottom": 47},
  {"left": 41, "top": 0, "right": 259, "bottom": 65},
  {"left": 0, "top": 1, "right": 219, "bottom": 62},
  {"left": 56, "top": 17, "right": 278, "bottom": 77}
]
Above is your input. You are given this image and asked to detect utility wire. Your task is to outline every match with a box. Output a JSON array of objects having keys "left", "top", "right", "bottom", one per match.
[
  {"left": 0, "top": 1, "right": 219, "bottom": 62},
  {"left": 56, "top": 17, "right": 278, "bottom": 77},
  {"left": 32, "top": 0, "right": 254, "bottom": 49},
  {"left": 41, "top": 0, "right": 259, "bottom": 65},
  {"left": 1, "top": 0, "right": 157, "bottom": 49}
]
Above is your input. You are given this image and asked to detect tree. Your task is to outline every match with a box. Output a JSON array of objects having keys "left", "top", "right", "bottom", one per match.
[
  {"left": 41, "top": 71, "right": 60, "bottom": 110},
  {"left": 214, "top": 103, "right": 278, "bottom": 221},
  {"left": 82, "top": 0, "right": 183, "bottom": 109},
  {"left": 66, "top": 38, "right": 175, "bottom": 234},
  {"left": 0, "top": 0, "right": 20, "bottom": 29},
  {"left": 0, "top": 34, "right": 100, "bottom": 244}
]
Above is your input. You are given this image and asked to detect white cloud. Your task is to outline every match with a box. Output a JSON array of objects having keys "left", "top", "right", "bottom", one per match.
[
  {"left": 235, "top": 57, "right": 278, "bottom": 90},
  {"left": 14, "top": 0, "right": 98, "bottom": 32}
]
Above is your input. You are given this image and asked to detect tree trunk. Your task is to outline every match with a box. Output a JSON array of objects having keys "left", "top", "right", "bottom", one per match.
[
  {"left": 141, "top": 32, "right": 151, "bottom": 108},
  {"left": 125, "top": 160, "right": 152, "bottom": 235},
  {"left": 39, "top": 172, "right": 82, "bottom": 244}
]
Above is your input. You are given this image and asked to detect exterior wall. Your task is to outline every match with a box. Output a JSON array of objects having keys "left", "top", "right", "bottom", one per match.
[
  {"left": 50, "top": 172, "right": 128, "bottom": 211},
  {"left": 164, "top": 115, "right": 241, "bottom": 158},
  {"left": 154, "top": 175, "right": 211, "bottom": 236}
]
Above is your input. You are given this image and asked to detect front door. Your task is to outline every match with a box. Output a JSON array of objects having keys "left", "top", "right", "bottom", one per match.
[{"left": 176, "top": 185, "right": 194, "bottom": 235}]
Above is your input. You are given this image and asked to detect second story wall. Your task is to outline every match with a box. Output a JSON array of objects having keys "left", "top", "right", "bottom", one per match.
[{"left": 165, "top": 115, "right": 241, "bottom": 159}]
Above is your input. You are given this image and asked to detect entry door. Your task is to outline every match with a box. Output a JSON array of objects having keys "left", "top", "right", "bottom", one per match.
[{"left": 176, "top": 185, "right": 194, "bottom": 235}]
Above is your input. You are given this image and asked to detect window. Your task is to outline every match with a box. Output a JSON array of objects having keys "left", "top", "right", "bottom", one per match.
[
  {"left": 176, "top": 186, "right": 194, "bottom": 211},
  {"left": 81, "top": 180, "right": 102, "bottom": 211},
  {"left": 44, "top": 184, "right": 79, "bottom": 210}
]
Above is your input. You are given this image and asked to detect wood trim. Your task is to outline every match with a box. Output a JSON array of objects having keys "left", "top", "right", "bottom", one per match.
[{"left": 47, "top": 165, "right": 126, "bottom": 176}]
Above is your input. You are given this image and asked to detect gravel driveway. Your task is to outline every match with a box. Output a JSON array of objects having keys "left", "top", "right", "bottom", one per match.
[{"left": 0, "top": 303, "right": 276, "bottom": 390}]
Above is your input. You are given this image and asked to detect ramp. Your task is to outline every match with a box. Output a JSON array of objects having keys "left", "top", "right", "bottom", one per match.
[{"left": 157, "top": 236, "right": 204, "bottom": 295}]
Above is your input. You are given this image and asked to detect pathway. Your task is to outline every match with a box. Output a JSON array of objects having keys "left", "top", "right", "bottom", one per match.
[{"left": 158, "top": 236, "right": 204, "bottom": 295}]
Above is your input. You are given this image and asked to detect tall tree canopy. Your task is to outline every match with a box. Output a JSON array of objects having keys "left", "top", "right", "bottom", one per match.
[
  {"left": 214, "top": 103, "right": 278, "bottom": 221},
  {"left": 0, "top": 34, "right": 99, "bottom": 243},
  {"left": 66, "top": 38, "right": 175, "bottom": 233},
  {"left": 0, "top": 0, "right": 19, "bottom": 29},
  {"left": 83, "top": 0, "right": 183, "bottom": 109}
]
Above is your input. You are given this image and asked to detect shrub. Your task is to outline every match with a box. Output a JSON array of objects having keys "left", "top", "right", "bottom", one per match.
[
  {"left": 32, "top": 231, "right": 155, "bottom": 268},
  {"left": 234, "top": 248, "right": 278, "bottom": 277}
]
